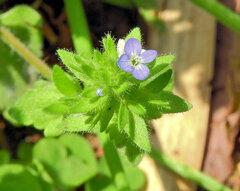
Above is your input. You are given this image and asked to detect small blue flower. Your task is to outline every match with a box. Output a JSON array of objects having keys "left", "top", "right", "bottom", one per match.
[
  {"left": 96, "top": 88, "right": 103, "bottom": 96},
  {"left": 117, "top": 38, "right": 157, "bottom": 80}
]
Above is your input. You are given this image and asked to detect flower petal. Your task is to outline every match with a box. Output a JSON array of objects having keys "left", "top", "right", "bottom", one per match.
[
  {"left": 118, "top": 54, "right": 134, "bottom": 72},
  {"left": 124, "top": 38, "right": 142, "bottom": 56},
  {"left": 96, "top": 88, "right": 103, "bottom": 96},
  {"left": 140, "top": 50, "right": 157, "bottom": 63},
  {"left": 132, "top": 64, "right": 149, "bottom": 80}
]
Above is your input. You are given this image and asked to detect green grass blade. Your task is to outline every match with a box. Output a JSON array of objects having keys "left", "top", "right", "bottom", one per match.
[{"left": 64, "top": 0, "right": 92, "bottom": 53}]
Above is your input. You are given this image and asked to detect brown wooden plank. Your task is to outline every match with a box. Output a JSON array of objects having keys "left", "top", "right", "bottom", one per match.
[
  {"left": 139, "top": 0, "right": 216, "bottom": 190},
  {"left": 202, "top": 0, "right": 240, "bottom": 186}
]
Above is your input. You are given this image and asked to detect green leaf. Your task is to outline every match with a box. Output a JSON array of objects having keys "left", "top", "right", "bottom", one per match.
[
  {"left": 118, "top": 103, "right": 129, "bottom": 130},
  {"left": 150, "top": 55, "right": 175, "bottom": 74},
  {"left": 93, "top": 49, "right": 102, "bottom": 63},
  {"left": 43, "top": 96, "right": 80, "bottom": 115},
  {"left": 58, "top": 134, "right": 97, "bottom": 168},
  {"left": 102, "top": 34, "right": 118, "bottom": 63},
  {"left": 86, "top": 155, "right": 146, "bottom": 191},
  {"left": 128, "top": 103, "right": 146, "bottom": 115},
  {"left": 85, "top": 174, "right": 116, "bottom": 191},
  {"left": 142, "top": 68, "right": 172, "bottom": 93},
  {"left": 33, "top": 138, "right": 68, "bottom": 187},
  {"left": 0, "top": 5, "right": 42, "bottom": 111},
  {"left": 0, "top": 150, "right": 10, "bottom": 165},
  {"left": 123, "top": 111, "right": 151, "bottom": 152},
  {"left": 57, "top": 49, "right": 94, "bottom": 84},
  {"left": 112, "top": 81, "right": 129, "bottom": 94},
  {"left": 138, "top": 8, "right": 166, "bottom": 32},
  {"left": 43, "top": 125, "right": 64, "bottom": 137},
  {"left": 82, "top": 86, "right": 99, "bottom": 98},
  {"left": 147, "top": 100, "right": 169, "bottom": 105},
  {"left": 58, "top": 134, "right": 97, "bottom": 185},
  {"left": 125, "top": 27, "right": 142, "bottom": 42},
  {"left": 141, "top": 55, "right": 175, "bottom": 92},
  {"left": 108, "top": 124, "right": 144, "bottom": 166},
  {"left": 59, "top": 156, "right": 94, "bottom": 187},
  {"left": 33, "top": 136, "right": 98, "bottom": 188},
  {"left": 69, "top": 96, "right": 108, "bottom": 114},
  {"left": 125, "top": 167, "right": 146, "bottom": 191},
  {"left": 100, "top": 107, "right": 114, "bottom": 132},
  {"left": 52, "top": 65, "right": 82, "bottom": 96},
  {"left": 0, "top": 5, "right": 42, "bottom": 56},
  {"left": 149, "top": 91, "right": 192, "bottom": 113},
  {"left": 57, "top": 114, "right": 94, "bottom": 133},
  {"left": 8, "top": 81, "right": 63, "bottom": 131},
  {"left": 144, "top": 103, "right": 162, "bottom": 120},
  {"left": 31, "top": 160, "right": 55, "bottom": 191},
  {"left": 0, "top": 164, "right": 42, "bottom": 191},
  {"left": 17, "top": 142, "right": 32, "bottom": 164},
  {"left": 44, "top": 101, "right": 70, "bottom": 115}
]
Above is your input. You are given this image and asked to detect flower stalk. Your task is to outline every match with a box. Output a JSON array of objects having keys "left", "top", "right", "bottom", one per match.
[
  {"left": 150, "top": 148, "right": 232, "bottom": 191},
  {"left": 0, "top": 26, "right": 52, "bottom": 80},
  {"left": 98, "top": 132, "right": 131, "bottom": 191},
  {"left": 190, "top": 0, "right": 240, "bottom": 33}
]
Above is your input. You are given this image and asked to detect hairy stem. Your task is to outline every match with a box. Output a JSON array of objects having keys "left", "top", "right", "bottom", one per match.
[
  {"left": 98, "top": 132, "right": 131, "bottom": 191},
  {"left": 190, "top": 0, "right": 240, "bottom": 33},
  {"left": 0, "top": 26, "right": 52, "bottom": 80},
  {"left": 150, "top": 148, "right": 232, "bottom": 191},
  {"left": 64, "top": 0, "right": 92, "bottom": 54}
]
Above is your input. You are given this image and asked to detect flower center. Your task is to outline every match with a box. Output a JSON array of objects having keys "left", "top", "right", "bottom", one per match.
[{"left": 130, "top": 55, "right": 141, "bottom": 66}]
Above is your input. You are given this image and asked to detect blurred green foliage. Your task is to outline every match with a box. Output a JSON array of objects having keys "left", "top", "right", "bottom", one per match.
[
  {"left": 0, "top": 134, "right": 97, "bottom": 191},
  {"left": 0, "top": 134, "right": 145, "bottom": 191},
  {"left": 0, "top": 5, "right": 42, "bottom": 112}
]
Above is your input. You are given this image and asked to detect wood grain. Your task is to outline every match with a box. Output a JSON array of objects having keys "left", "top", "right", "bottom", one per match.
[{"left": 139, "top": 0, "right": 216, "bottom": 190}]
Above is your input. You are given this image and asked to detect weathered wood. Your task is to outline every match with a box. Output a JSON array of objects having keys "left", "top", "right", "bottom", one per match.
[
  {"left": 139, "top": 0, "right": 216, "bottom": 190},
  {"left": 202, "top": 0, "right": 240, "bottom": 186}
]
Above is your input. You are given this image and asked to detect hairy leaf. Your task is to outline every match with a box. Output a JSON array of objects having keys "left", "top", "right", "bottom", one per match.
[
  {"left": 100, "top": 107, "right": 115, "bottom": 132},
  {"left": 108, "top": 124, "right": 144, "bottom": 166},
  {"left": 118, "top": 103, "right": 129, "bottom": 130},
  {"left": 149, "top": 91, "right": 192, "bottom": 113},
  {"left": 57, "top": 49, "right": 94, "bottom": 85},
  {"left": 52, "top": 65, "right": 82, "bottom": 96},
  {"left": 102, "top": 34, "right": 118, "bottom": 63},
  {"left": 124, "top": 111, "right": 151, "bottom": 152},
  {"left": 125, "top": 27, "right": 142, "bottom": 42}
]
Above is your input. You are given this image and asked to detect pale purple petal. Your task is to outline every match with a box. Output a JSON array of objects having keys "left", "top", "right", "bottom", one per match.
[
  {"left": 140, "top": 50, "right": 157, "bottom": 63},
  {"left": 124, "top": 38, "right": 142, "bottom": 57},
  {"left": 132, "top": 64, "right": 149, "bottom": 80},
  {"left": 118, "top": 54, "right": 134, "bottom": 72}
]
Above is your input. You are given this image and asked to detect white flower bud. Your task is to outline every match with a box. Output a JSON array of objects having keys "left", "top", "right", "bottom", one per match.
[{"left": 117, "top": 39, "right": 125, "bottom": 57}]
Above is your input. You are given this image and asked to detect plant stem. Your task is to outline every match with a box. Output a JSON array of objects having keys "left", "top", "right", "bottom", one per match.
[
  {"left": 98, "top": 132, "right": 131, "bottom": 191},
  {"left": 150, "top": 148, "right": 232, "bottom": 191},
  {"left": 0, "top": 26, "right": 52, "bottom": 80},
  {"left": 189, "top": 0, "right": 240, "bottom": 33},
  {"left": 64, "top": 0, "right": 92, "bottom": 54}
]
